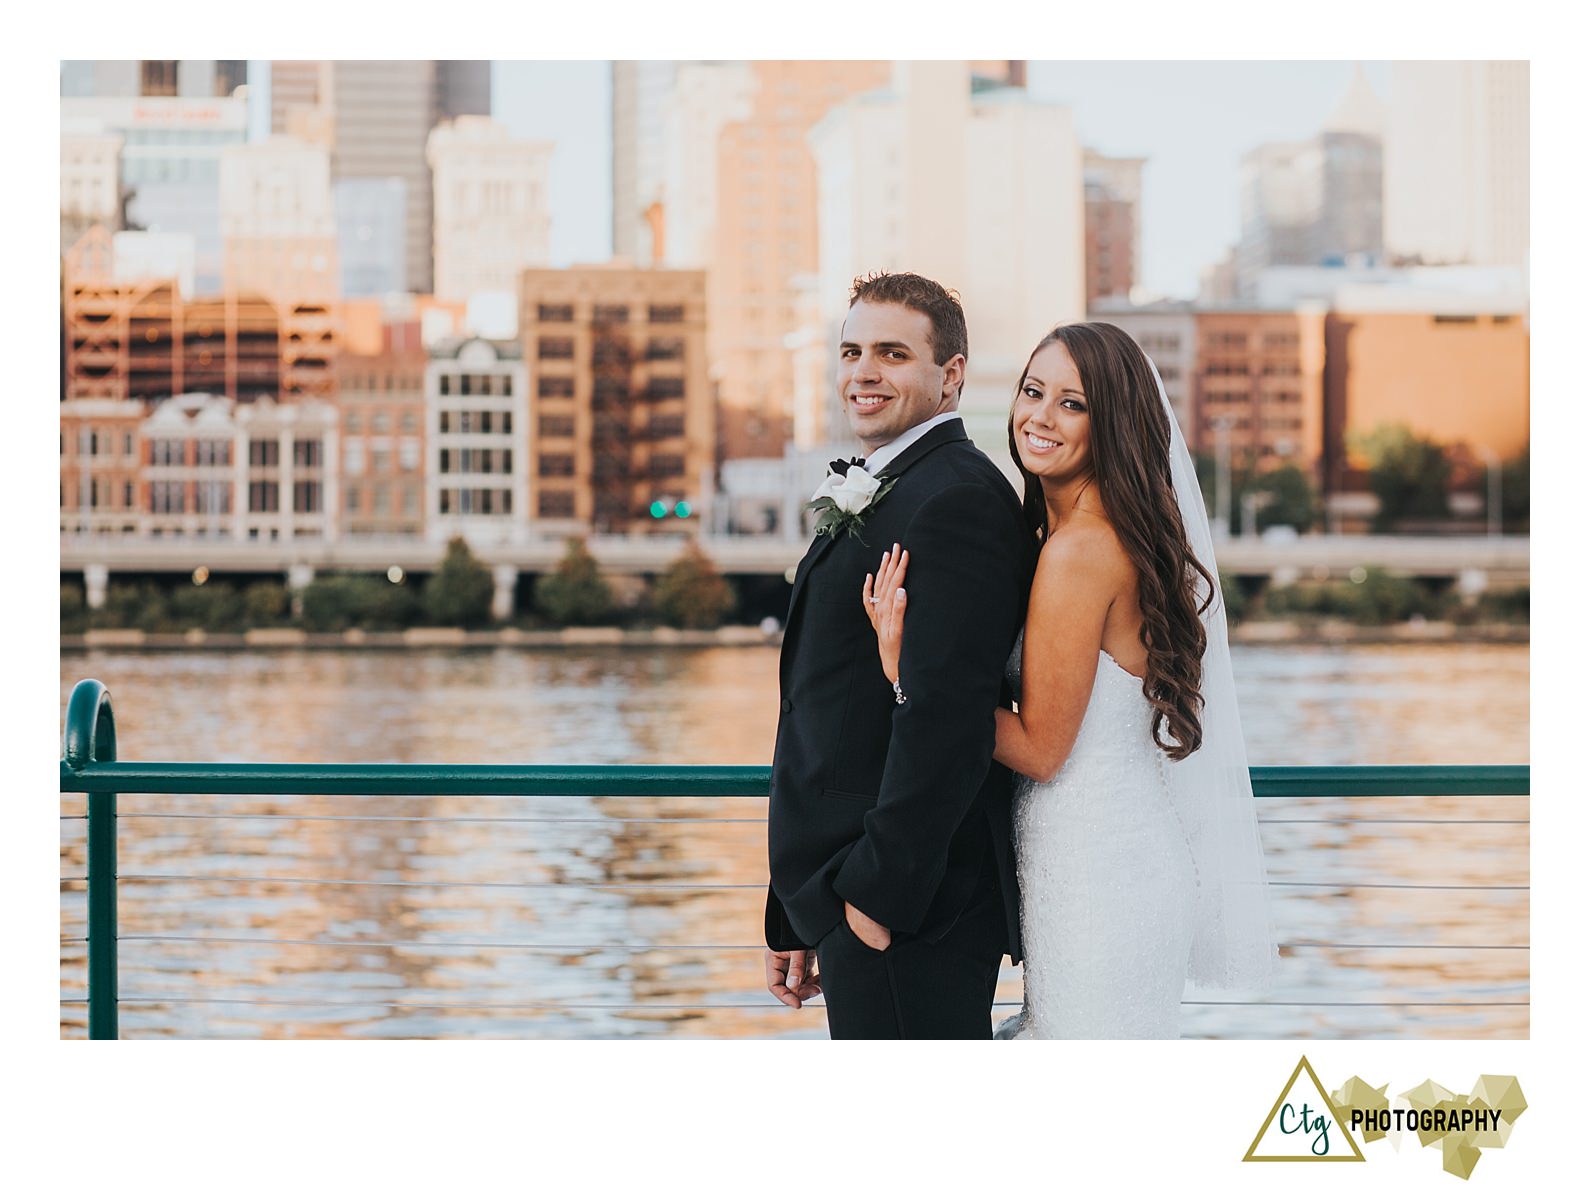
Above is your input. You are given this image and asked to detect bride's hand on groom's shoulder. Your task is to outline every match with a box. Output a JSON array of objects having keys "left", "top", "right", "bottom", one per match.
[
  {"left": 765, "top": 948, "right": 822, "bottom": 1009},
  {"left": 862, "top": 543, "right": 910, "bottom": 685}
]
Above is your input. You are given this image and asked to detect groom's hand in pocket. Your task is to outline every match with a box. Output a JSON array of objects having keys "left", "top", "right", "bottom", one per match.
[
  {"left": 844, "top": 901, "right": 892, "bottom": 952},
  {"left": 766, "top": 948, "right": 822, "bottom": 1008}
]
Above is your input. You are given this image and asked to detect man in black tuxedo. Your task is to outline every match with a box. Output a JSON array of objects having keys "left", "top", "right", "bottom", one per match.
[{"left": 763, "top": 272, "right": 1034, "bottom": 1038}]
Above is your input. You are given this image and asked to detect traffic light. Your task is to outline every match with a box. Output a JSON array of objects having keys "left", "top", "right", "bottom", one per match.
[{"left": 649, "top": 497, "right": 694, "bottom": 519}]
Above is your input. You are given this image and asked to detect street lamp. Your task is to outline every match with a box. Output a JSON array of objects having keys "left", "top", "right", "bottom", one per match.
[
  {"left": 1476, "top": 445, "right": 1502, "bottom": 540},
  {"left": 1211, "top": 416, "right": 1233, "bottom": 541}
]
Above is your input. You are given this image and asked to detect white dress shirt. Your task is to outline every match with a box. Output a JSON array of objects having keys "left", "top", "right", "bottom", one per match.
[{"left": 863, "top": 411, "right": 963, "bottom": 475}]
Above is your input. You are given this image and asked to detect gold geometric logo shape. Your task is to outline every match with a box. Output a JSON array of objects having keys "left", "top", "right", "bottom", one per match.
[{"left": 1244, "top": 1054, "right": 1367, "bottom": 1163}]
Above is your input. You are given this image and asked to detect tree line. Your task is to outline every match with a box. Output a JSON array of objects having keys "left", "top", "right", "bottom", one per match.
[{"left": 61, "top": 537, "right": 738, "bottom": 634}]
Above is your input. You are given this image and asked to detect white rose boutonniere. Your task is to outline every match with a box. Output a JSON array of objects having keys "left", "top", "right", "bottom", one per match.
[{"left": 807, "top": 458, "right": 896, "bottom": 542}]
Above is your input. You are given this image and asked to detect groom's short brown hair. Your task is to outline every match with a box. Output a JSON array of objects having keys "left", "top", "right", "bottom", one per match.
[{"left": 848, "top": 271, "right": 969, "bottom": 370}]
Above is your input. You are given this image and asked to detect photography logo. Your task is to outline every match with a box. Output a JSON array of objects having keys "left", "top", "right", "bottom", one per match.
[
  {"left": 1243, "top": 1055, "right": 1365, "bottom": 1162},
  {"left": 1243, "top": 1056, "right": 1528, "bottom": 1180}
]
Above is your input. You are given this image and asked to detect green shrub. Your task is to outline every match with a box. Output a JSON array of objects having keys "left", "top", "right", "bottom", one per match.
[
  {"left": 242, "top": 581, "right": 290, "bottom": 627},
  {"left": 300, "top": 574, "right": 422, "bottom": 632},
  {"left": 651, "top": 543, "right": 736, "bottom": 630},
  {"left": 61, "top": 582, "right": 87, "bottom": 634},
  {"left": 422, "top": 536, "right": 496, "bottom": 627},
  {"left": 1472, "top": 586, "right": 1529, "bottom": 622},
  {"left": 168, "top": 582, "right": 244, "bottom": 631},
  {"left": 97, "top": 582, "right": 170, "bottom": 631},
  {"left": 300, "top": 576, "right": 359, "bottom": 633},
  {"left": 1265, "top": 569, "right": 1450, "bottom": 624},
  {"left": 534, "top": 537, "right": 613, "bottom": 626}
]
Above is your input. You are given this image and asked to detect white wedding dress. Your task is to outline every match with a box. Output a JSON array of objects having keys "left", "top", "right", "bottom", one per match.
[{"left": 995, "top": 630, "right": 1200, "bottom": 1039}]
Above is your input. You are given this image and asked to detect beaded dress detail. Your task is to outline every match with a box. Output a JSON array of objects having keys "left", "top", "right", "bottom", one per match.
[{"left": 995, "top": 630, "right": 1199, "bottom": 1039}]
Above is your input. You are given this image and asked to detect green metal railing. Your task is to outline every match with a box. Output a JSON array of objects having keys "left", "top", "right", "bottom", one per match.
[{"left": 59, "top": 677, "right": 1531, "bottom": 1040}]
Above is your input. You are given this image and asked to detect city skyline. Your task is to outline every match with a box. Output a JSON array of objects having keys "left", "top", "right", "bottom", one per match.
[{"left": 494, "top": 59, "right": 1396, "bottom": 299}]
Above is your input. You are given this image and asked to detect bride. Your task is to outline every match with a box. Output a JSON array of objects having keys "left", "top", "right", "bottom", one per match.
[{"left": 863, "top": 322, "right": 1275, "bottom": 1037}]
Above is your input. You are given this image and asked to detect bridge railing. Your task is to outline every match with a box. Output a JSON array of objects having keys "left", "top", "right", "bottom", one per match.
[{"left": 60, "top": 678, "right": 1530, "bottom": 1040}]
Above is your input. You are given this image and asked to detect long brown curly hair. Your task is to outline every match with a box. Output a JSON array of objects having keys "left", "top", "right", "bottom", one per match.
[{"left": 1005, "top": 322, "right": 1216, "bottom": 760}]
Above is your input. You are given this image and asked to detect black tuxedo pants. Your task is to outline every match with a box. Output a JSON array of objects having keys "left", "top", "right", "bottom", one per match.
[{"left": 816, "top": 860, "right": 1007, "bottom": 1040}]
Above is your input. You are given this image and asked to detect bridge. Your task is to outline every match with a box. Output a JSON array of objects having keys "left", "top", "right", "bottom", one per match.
[{"left": 61, "top": 532, "right": 1528, "bottom": 589}]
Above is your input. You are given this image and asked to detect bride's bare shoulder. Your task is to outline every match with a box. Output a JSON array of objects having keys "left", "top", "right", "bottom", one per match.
[{"left": 1035, "top": 513, "right": 1134, "bottom": 590}]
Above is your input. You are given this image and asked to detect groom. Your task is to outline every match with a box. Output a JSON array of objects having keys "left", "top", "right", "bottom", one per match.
[{"left": 763, "top": 272, "right": 1034, "bottom": 1038}]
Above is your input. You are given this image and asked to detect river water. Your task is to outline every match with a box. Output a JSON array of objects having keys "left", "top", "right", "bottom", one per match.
[{"left": 59, "top": 642, "right": 1528, "bottom": 1039}]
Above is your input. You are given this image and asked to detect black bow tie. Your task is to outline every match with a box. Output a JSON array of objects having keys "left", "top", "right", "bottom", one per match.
[{"left": 829, "top": 455, "right": 868, "bottom": 475}]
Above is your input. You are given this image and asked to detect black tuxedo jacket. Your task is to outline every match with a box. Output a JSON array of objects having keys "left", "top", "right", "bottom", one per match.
[{"left": 764, "top": 418, "right": 1035, "bottom": 962}]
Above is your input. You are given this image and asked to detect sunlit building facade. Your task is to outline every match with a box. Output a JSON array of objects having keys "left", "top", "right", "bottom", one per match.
[{"left": 519, "top": 267, "right": 711, "bottom": 534}]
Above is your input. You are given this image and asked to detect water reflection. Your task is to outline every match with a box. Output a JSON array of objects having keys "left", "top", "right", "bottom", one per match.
[{"left": 61, "top": 643, "right": 1527, "bottom": 1038}]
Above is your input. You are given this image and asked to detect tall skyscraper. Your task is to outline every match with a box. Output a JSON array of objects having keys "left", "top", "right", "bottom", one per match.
[
  {"left": 60, "top": 60, "right": 247, "bottom": 99},
  {"left": 268, "top": 60, "right": 492, "bottom": 295},
  {"left": 613, "top": 61, "right": 894, "bottom": 461},
  {"left": 220, "top": 135, "right": 339, "bottom": 301},
  {"left": 611, "top": 61, "right": 679, "bottom": 265},
  {"left": 704, "top": 60, "right": 893, "bottom": 459},
  {"left": 1235, "top": 108, "right": 1384, "bottom": 297},
  {"left": 1384, "top": 61, "right": 1529, "bottom": 268},
  {"left": 426, "top": 116, "right": 553, "bottom": 304},
  {"left": 807, "top": 62, "right": 1086, "bottom": 457},
  {"left": 435, "top": 61, "right": 492, "bottom": 123},
  {"left": 1083, "top": 150, "right": 1146, "bottom": 308}
]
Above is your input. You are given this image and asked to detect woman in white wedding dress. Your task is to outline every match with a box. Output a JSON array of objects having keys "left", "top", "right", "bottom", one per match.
[{"left": 863, "top": 322, "right": 1274, "bottom": 1038}]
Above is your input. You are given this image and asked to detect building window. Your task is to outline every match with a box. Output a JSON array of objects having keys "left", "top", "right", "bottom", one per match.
[
  {"left": 645, "top": 338, "right": 685, "bottom": 361},
  {"left": 539, "top": 414, "right": 576, "bottom": 438},
  {"left": 344, "top": 410, "right": 362, "bottom": 433},
  {"left": 648, "top": 305, "right": 685, "bottom": 324},
  {"left": 402, "top": 485, "right": 418, "bottom": 516},
  {"left": 149, "top": 439, "right": 185, "bottom": 467},
  {"left": 538, "top": 490, "right": 575, "bottom": 518},
  {"left": 399, "top": 437, "right": 420, "bottom": 471},
  {"left": 649, "top": 454, "right": 685, "bottom": 479},
  {"left": 195, "top": 439, "right": 231, "bottom": 467},
  {"left": 539, "top": 454, "right": 575, "bottom": 478},
  {"left": 149, "top": 481, "right": 186, "bottom": 514},
  {"left": 646, "top": 377, "right": 685, "bottom": 400},
  {"left": 593, "top": 304, "right": 630, "bottom": 324},
  {"left": 538, "top": 304, "right": 574, "bottom": 322},
  {"left": 249, "top": 481, "right": 279, "bottom": 513},
  {"left": 538, "top": 376, "right": 576, "bottom": 398},
  {"left": 648, "top": 414, "right": 686, "bottom": 438},
  {"left": 293, "top": 440, "right": 322, "bottom": 468},
  {"left": 538, "top": 337, "right": 575, "bottom": 360},
  {"left": 344, "top": 441, "right": 366, "bottom": 475},
  {"left": 345, "top": 485, "right": 362, "bottom": 514},
  {"left": 293, "top": 481, "right": 322, "bottom": 513},
  {"left": 249, "top": 440, "right": 279, "bottom": 468},
  {"left": 140, "top": 60, "right": 179, "bottom": 97},
  {"left": 196, "top": 483, "right": 231, "bottom": 514}
]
